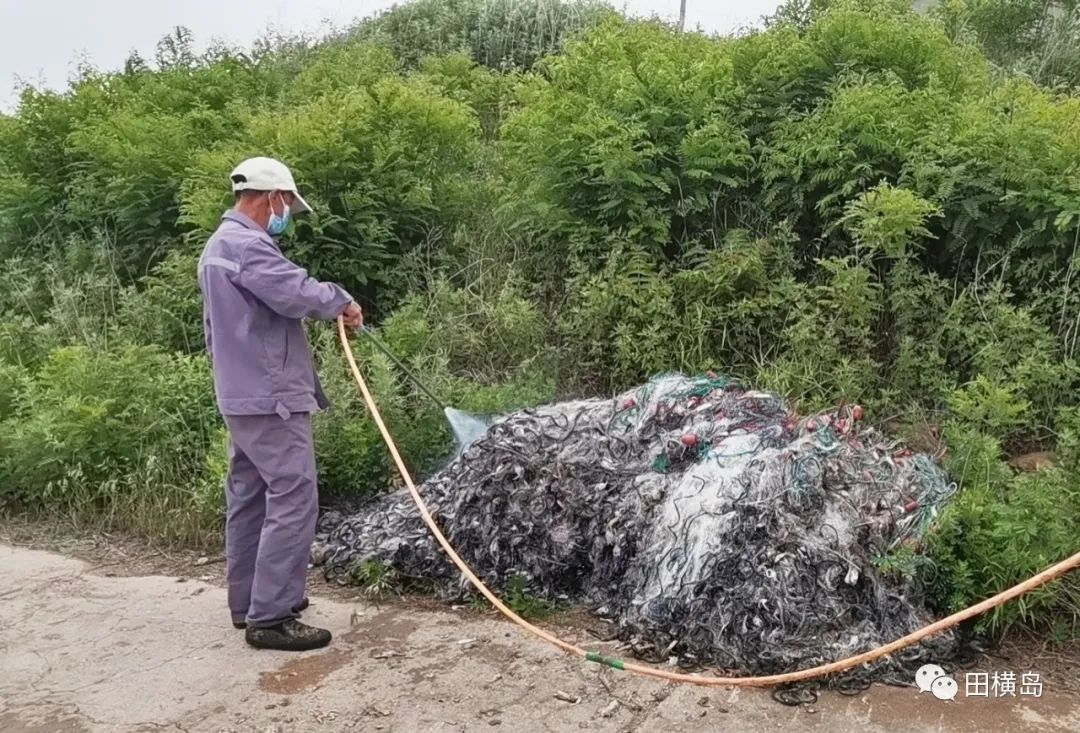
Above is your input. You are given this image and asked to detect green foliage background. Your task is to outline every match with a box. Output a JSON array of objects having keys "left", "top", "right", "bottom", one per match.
[{"left": 1, "top": 0, "right": 1079, "bottom": 635}]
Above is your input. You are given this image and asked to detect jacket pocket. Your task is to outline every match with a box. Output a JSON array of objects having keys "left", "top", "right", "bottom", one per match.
[
  {"left": 282, "top": 326, "right": 291, "bottom": 372},
  {"left": 264, "top": 327, "right": 287, "bottom": 383}
]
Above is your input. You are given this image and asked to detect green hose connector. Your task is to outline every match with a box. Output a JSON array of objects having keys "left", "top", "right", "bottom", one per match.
[{"left": 586, "top": 651, "right": 625, "bottom": 670}]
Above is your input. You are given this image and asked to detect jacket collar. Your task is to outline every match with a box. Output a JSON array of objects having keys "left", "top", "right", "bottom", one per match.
[{"left": 222, "top": 209, "right": 264, "bottom": 232}]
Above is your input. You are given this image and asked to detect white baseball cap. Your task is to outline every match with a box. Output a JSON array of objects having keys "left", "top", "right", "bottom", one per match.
[{"left": 230, "top": 156, "right": 312, "bottom": 214}]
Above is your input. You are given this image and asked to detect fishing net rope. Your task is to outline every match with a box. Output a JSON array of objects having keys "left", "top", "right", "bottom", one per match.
[{"left": 315, "top": 372, "right": 962, "bottom": 690}]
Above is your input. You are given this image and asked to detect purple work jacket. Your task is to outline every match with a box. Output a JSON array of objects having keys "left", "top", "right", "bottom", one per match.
[{"left": 197, "top": 210, "right": 353, "bottom": 418}]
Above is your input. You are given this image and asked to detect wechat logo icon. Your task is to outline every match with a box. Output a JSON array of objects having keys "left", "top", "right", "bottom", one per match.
[{"left": 916, "top": 664, "right": 958, "bottom": 702}]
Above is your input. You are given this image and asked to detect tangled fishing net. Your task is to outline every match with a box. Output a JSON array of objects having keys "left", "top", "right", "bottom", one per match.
[{"left": 315, "top": 372, "right": 963, "bottom": 694}]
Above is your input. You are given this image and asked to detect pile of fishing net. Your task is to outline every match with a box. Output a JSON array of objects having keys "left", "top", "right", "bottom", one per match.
[{"left": 315, "top": 372, "right": 962, "bottom": 690}]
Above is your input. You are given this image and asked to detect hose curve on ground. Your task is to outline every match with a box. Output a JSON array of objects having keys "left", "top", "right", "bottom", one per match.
[{"left": 337, "top": 317, "right": 1080, "bottom": 688}]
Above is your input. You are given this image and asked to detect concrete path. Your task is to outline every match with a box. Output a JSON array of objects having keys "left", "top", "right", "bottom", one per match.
[{"left": 1, "top": 543, "right": 1078, "bottom": 732}]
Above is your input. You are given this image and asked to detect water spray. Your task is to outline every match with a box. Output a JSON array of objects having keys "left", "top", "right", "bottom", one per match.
[{"left": 360, "top": 325, "right": 492, "bottom": 451}]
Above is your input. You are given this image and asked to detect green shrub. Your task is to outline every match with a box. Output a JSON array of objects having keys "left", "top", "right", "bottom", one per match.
[
  {"left": 0, "top": 345, "right": 219, "bottom": 518},
  {"left": 181, "top": 76, "right": 482, "bottom": 316},
  {"left": 310, "top": 327, "right": 415, "bottom": 497},
  {"left": 1058, "top": 406, "right": 1080, "bottom": 472},
  {"left": 309, "top": 323, "right": 458, "bottom": 497},
  {"left": 349, "top": 557, "right": 403, "bottom": 597},
  {"left": 0, "top": 317, "right": 57, "bottom": 370},
  {"left": 501, "top": 16, "right": 751, "bottom": 267},
  {"left": 756, "top": 256, "right": 882, "bottom": 411},
  {"left": 942, "top": 285, "right": 1079, "bottom": 441},
  {"left": 928, "top": 462, "right": 1080, "bottom": 632},
  {"left": 352, "top": 0, "right": 614, "bottom": 71},
  {"left": 117, "top": 249, "right": 205, "bottom": 354},
  {"left": 947, "top": 376, "right": 1030, "bottom": 441},
  {"left": 0, "top": 362, "right": 29, "bottom": 417},
  {"left": 410, "top": 276, "right": 548, "bottom": 379},
  {"left": 932, "top": 0, "right": 1080, "bottom": 89},
  {"left": 926, "top": 379, "right": 1080, "bottom": 633}
]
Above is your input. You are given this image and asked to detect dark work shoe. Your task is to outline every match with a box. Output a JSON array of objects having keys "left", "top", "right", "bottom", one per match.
[
  {"left": 245, "top": 618, "right": 332, "bottom": 651},
  {"left": 232, "top": 598, "right": 309, "bottom": 629}
]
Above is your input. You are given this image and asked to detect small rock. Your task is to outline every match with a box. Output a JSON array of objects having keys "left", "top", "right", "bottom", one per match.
[
  {"left": 199, "top": 575, "right": 212, "bottom": 581},
  {"left": 176, "top": 577, "right": 188, "bottom": 583},
  {"left": 1008, "top": 450, "right": 1057, "bottom": 472},
  {"left": 699, "top": 710, "right": 707, "bottom": 718},
  {"left": 373, "top": 650, "right": 399, "bottom": 660},
  {"left": 599, "top": 700, "right": 619, "bottom": 718},
  {"left": 554, "top": 691, "right": 581, "bottom": 704},
  {"left": 489, "top": 721, "right": 501, "bottom": 727},
  {"left": 697, "top": 696, "right": 709, "bottom": 707},
  {"left": 195, "top": 556, "right": 210, "bottom": 566}
]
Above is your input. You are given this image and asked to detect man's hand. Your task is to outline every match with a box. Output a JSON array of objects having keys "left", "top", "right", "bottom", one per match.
[{"left": 341, "top": 301, "right": 363, "bottom": 330}]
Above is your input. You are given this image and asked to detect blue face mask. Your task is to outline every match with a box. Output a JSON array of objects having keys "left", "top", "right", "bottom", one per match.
[{"left": 267, "top": 193, "right": 290, "bottom": 236}]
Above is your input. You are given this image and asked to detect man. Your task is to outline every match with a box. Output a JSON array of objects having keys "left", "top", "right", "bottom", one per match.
[{"left": 197, "top": 156, "right": 362, "bottom": 651}]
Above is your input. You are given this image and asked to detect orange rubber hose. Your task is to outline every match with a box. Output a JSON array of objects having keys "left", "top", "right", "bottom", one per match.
[{"left": 337, "top": 317, "right": 1080, "bottom": 687}]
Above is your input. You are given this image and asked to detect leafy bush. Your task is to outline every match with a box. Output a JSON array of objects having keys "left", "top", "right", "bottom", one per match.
[
  {"left": 0, "top": 345, "right": 223, "bottom": 542},
  {"left": 181, "top": 74, "right": 482, "bottom": 316},
  {"left": 929, "top": 425, "right": 1080, "bottom": 632},
  {"left": 308, "top": 319, "right": 467, "bottom": 499},
  {"left": 947, "top": 376, "right": 1030, "bottom": 440},
  {"left": 117, "top": 249, "right": 205, "bottom": 354},
  {"left": 932, "top": 0, "right": 1080, "bottom": 89},
  {"left": 352, "top": 0, "right": 614, "bottom": 70},
  {"left": 501, "top": 17, "right": 751, "bottom": 269},
  {"left": 1, "top": 345, "right": 216, "bottom": 492},
  {"left": 924, "top": 372, "right": 1080, "bottom": 634},
  {"left": 0, "top": 361, "right": 29, "bottom": 420}
]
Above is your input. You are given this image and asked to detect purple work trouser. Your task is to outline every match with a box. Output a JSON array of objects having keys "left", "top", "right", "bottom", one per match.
[{"left": 222, "top": 412, "right": 317, "bottom": 627}]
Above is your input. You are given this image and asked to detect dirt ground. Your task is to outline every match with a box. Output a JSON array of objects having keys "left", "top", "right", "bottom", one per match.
[{"left": 2, "top": 523, "right": 1080, "bottom": 733}]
